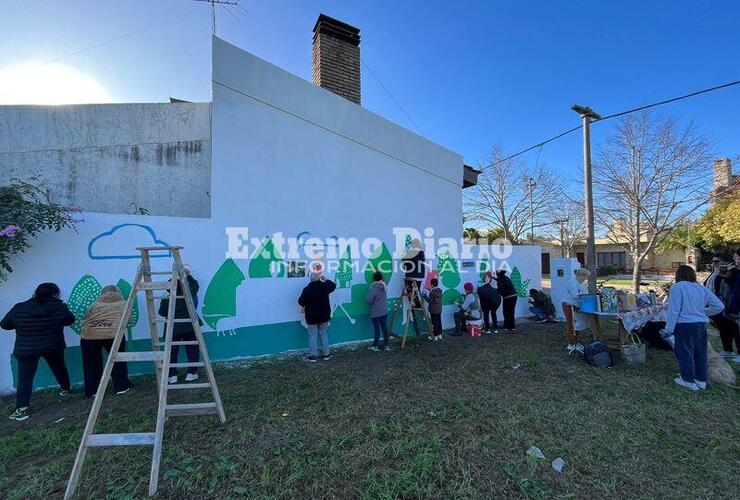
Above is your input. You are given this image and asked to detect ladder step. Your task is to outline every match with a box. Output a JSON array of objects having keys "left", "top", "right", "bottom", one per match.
[
  {"left": 165, "top": 402, "right": 218, "bottom": 416},
  {"left": 136, "top": 281, "right": 175, "bottom": 291},
  {"left": 87, "top": 432, "right": 156, "bottom": 447},
  {"left": 167, "top": 383, "right": 211, "bottom": 390},
  {"left": 171, "top": 340, "right": 199, "bottom": 346},
  {"left": 152, "top": 318, "right": 193, "bottom": 323},
  {"left": 143, "top": 271, "right": 176, "bottom": 275},
  {"left": 115, "top": 351, "right": 165, "bottom": 362},
  {"left": 170, "top": 362, "right": 205, "bottom": 368}
]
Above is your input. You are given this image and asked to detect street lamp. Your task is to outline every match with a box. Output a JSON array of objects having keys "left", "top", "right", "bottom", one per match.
[{"left": 571, "top": 104, "right": 601, "bottom": 294}]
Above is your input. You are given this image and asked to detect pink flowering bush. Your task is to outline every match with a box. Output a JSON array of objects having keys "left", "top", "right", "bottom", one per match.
[{"left": 0, "top": 176, "right": 81, "bottom": 282}]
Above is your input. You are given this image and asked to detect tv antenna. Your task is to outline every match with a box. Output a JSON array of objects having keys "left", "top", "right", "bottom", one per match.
[{"left": 193, "top": 0, "right": 240, "bottom": 35}]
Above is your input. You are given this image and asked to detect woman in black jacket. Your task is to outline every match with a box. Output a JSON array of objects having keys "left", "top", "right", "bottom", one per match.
[
  {"left": 495, "top": 270, "right": 518, "bottom": 330},
  {"left": 1, "top": 283, "right": 75, "bottom": 421},
  {"left": 158, "top": 274, "right": 202, "bottom": 384}
]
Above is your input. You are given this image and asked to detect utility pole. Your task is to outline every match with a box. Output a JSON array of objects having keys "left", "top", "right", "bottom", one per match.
[
  {"left": 571, "top": 104, "right": 601, "bottom": 293},
  {"left": 528, "top": 177, "right": 537, "bottom": 245},
  {"left": 553, "top": 218, "right": 567, "bottom": 257}
]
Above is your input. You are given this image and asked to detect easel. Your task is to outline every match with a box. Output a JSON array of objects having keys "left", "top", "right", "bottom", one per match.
[
  {"left": 64, "top": 246, "right": 225, "bottom": 498},
  {"left": 390, "top": 280, "right": 435, "bottom": 348}
]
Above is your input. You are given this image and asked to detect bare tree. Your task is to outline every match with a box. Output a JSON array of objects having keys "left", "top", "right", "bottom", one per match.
[
  {"left": 542, "top": 196, "right": 587, "bottom": 257},
  {"left": 464, "top": 146, "right": 565, "bottom": 244},
  {"left": 593, "top": 112, "right": 711, "bottom": 291}
]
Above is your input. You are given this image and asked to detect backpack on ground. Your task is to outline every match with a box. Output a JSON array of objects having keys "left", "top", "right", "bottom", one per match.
[{"left": 583, "top": 340, "right": 614, "bottom": 368}]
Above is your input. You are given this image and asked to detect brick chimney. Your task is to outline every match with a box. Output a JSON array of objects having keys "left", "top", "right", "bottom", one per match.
[
  {"left": 713, "top": 158, "right": 732, "bottom": 189},
  {"left": 312, "top": 14, "right": 361, "bottom": 105}
]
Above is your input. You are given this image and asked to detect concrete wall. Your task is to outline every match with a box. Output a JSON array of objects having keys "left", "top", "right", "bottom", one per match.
[{"left": 0, "top": 102, "right": 212, "bottom": 217}]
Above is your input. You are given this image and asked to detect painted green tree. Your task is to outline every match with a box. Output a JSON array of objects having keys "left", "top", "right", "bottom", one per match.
[
  {"left": 248, "top": 237, "right": 285, "bottom": 278},
  {"left": 404, "top": 234, "right": 412, "bottom": 251},
  {"left": 335, "top": 245, "right": 353, "bottom": 288},
  {"left": 437, "top": 252, "right": 462, "bottom": 305},
  {"left": 510, "top": 266, "right": 531, "bottom": 298},
  {"left": 116, "top": 278, "right": 138, "bottom": 342},
  {"left": 68, "top": 274, "right": 102, "bottom": 334},
  {"left": 203, "top": 258, "right": 246, "bottom": 329},
  {"left": 478, "top": 255, "right": 490, "bottom": 283},
  {"left": 363, "top": 243, "right": 392, "bottom": 284}
]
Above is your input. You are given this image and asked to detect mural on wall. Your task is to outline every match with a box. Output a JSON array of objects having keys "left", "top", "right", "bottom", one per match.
[
  {"left": 68, "top": 275, "right": 103, "bottom": 334},
  {"left": 478, "top": 255, "right": 490, "bottom": 283},
  {"left": 437, "top": 252, "right": 462, "bottom": 305},
  {"left": 248, "top": 237, "right": 285, "bottom": 278},
  {"left": 424, "top": 269, "right": 439, "bottom": 290},
  {"left": 66, "top": 274, "right": 140, "bottom": 339},
  {"left": 510, "top": 266, "right": 531, "bottom": 298},
  {"left": 333, "top": 242, "right": 394, "bottom": 322},
  {"left": 87, "top": 224, "right": 170, "bottom": 260},
  {"left": 116, "top": 278, "right": 139, "bottom": 341},
  {"left": 203, "top": 258, "right": 246, "bottom": 336},
  {"left": 335, "top": 245, "right": 353, "bottom": 288}
]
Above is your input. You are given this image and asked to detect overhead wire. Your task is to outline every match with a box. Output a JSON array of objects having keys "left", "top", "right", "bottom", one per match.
[{"left": 483, "top": 78, "right": 740, "bottom": 170}]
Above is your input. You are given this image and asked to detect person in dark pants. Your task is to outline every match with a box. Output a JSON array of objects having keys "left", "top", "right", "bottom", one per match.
[
  {"left": 159, "top": 273, "right": 202, "bottom": 384},
  {"left": 401, "top": 239, "right": 426, "bottom": 334},
  {"left": 477, "top": 272, "right": 501, "bottom": 334},
  {"left": 495, "top": 270, "right": 518, "bottom": 330},
  {"left": 80, "top": 285, "right": 132, "bottom": 397},
  {"left": 1, "top": 283, "right": 74, "bottom": 421},
  {"left": 366, "top": 272, "right": 390, "bottom": 351},
  {"left": 424, "top": 278, "right": 444, "bottom": 341},
  {"left": 664, "top": 265, "right": 724, "bottom": 391},
  {"left": 298, "top": 271, "right": 337, "bottom": 362}
]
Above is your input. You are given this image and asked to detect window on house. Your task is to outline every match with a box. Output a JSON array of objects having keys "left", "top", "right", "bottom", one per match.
[{"left": 597, "top": 252, "right": 627, "bottom": 269}]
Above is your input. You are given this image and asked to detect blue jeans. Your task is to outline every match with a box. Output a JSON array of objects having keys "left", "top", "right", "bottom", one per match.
[
  {"left": 307, "top": 322, "right": 331, "bottom": 357},
  {"left": 372, "top": 315, "right": 389, "bottom": 347},
  {"left": 673, "top": 322, "right": 708, "bottom": 384},
  {"left": 529, "top": 306, "right": 545, "bottom": 319}
]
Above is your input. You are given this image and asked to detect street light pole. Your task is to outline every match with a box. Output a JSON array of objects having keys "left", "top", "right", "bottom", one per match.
[{"left": 571, "top": 104, "right": 601, "bottom": 294}]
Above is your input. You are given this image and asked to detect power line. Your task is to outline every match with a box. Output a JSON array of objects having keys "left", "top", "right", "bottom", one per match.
[
  {"left": 483, "top": 78, "right": 740, "bottom": 170},
  {"left": 361, "top": 59, "right": 425, "bottom": 137},
  {"left": 42, "top": 11, "right": 198, "bottom": 66}
]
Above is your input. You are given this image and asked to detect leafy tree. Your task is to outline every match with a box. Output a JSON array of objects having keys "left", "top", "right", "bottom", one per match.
[
  {"left": 68, "top": 275, "right": 102, "bottom": 334},
  {"left": 437, "top": 252, "right": 462, "bottom": 305},
  {"left": 248, "top": 237, "right": 285, "bottom": 278},
  {"left": 510, "top": 266, "right": 531, "bottom": 298},
  {"left": 695, "top": 192, "right": 740, "bottom": 248},
  {"left": 0, "top": 176, "right": 80, "bottom": 282},
  {"left": 363, "top": 243, "right": 392, "bottom": 284}
]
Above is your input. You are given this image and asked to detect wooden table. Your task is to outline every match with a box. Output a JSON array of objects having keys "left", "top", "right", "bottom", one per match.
[{"left": 583, "top": 304, "right": 668, "bottom": 348}]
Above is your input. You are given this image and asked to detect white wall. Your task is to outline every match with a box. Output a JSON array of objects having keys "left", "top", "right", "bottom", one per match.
[{"left": 0, "top": 38, "right": 467, "bottom": 394}]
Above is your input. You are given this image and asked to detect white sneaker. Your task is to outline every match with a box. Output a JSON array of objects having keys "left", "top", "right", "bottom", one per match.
[
  {"left": 567, "top": 343, "right": 583, "bottom": 354},
  {"left": 674, "top": 377, "right": 699, "bottom": 391},
  {"left": 185, "top": 373, "right": 199, "bottom": 382},
  {"left": 696, "top": 381, "right": 707, "bottom": 390},
  {"left": 718, "top": 350, "right": 735, "bottom": 358},
  {"left": 168, "top": 375, "right": 178, "bottom": 384},
  {"left": 435, "top": 335, "right": 443, "bottom": 341},
  {"left": 368, "top": 345, "right": 381, "bottom": 352},
  {"left": 575, "top": 343, "right": 585, "bottom": 352},
  {"left": 427, "top": 335, "right": 436, "bottom": 341}
]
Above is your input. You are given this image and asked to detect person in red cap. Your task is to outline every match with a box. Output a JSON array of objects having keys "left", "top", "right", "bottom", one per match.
[{"left": 453, "top": 282, "right": 482, "bottom": 335}]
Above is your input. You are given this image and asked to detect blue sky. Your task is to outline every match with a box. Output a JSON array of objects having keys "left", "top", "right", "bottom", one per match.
[{"left": 1, "top": 0, "right": 738, "bottom": 192}]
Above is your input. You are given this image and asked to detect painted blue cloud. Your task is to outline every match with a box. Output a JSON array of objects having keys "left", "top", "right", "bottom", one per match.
[{"left": 88, "top": 224, "right": 170, "bottom": 260}]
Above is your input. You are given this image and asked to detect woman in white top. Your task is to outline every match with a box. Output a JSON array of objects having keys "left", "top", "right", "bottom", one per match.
[
  {"left": 664, "top": 265, "right": 725, "bottom": 391},
  {"left": 561, "top": 268, "right": 593, "bottom": 354}
]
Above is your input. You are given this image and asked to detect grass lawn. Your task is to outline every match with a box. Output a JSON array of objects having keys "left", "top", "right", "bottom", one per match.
[{"left": 1, "top": 322, "right": 739, "bottom": 499}]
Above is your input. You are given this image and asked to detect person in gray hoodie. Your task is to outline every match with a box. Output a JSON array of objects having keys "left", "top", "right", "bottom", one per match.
[{"left": 365, "top": 271, "right": 390, "bottom": 351}]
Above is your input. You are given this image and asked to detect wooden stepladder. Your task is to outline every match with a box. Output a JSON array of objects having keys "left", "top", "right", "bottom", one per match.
[
  {"left": 65, "top": 246, "right": 225, "bottom": 499},
  {"left": 389, "top": 280, "right": 435, "bottom": 349}
]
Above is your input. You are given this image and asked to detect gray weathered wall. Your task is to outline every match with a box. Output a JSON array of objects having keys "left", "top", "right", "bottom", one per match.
[{"left": 0, "top": 102, "right": 211, "bottom": 217}]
